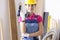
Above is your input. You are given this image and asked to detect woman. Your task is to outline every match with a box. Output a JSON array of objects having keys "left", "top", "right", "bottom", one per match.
[{"left": 18, "top": 0, "right": 44, "bottom": 40}]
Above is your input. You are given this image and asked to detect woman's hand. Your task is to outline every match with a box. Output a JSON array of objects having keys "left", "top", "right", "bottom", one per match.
[{"left": 21, "top": 33, "right": 29, "bottom": 38}]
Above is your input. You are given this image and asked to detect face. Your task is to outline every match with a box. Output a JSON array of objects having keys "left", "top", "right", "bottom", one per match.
[{"left": 25, "top": 4, "right": 36, "bottom": 13}]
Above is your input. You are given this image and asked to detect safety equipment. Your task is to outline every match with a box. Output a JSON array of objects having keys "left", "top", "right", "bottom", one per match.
[
  {"left": 22, "top": 33, "right": 29, "bottom": 38},
  {"left": 25, "top": 0, "right": 36, "bottom": 4}
]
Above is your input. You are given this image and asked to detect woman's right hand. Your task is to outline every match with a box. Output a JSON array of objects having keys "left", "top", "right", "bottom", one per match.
[{"left": 21, "top": 33, "right": 29, "bottom": 38}]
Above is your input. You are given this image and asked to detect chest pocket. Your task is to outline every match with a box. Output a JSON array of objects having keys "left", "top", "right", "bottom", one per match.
[
  {"left": 25, "top": 15, "right": 39, "bottom": 33},
  {"left": 26, "top": 23, "right": 39, "bottom": 33}
]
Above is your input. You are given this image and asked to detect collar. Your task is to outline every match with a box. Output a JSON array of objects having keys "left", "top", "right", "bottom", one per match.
[{"left": 29, "top": 13, "right": 35, "bottom": 17}]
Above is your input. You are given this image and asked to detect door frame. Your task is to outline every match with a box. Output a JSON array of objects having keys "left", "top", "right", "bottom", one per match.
[{"left": 9, "top": 0, "right": 18, "bottom": 40}]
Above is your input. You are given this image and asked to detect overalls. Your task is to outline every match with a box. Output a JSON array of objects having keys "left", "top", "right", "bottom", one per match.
[{"left": 22, "top": 13, "right": 39, "bottom": 40}]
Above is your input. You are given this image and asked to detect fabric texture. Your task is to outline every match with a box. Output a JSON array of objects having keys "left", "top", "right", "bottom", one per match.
[{"left": 18, "top": 13, "right": 43, "bottom": 23}]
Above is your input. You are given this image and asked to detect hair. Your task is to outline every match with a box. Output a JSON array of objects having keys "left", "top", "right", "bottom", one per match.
[{"left": 25, "top": 4, "right": 36, "bottom": 6}]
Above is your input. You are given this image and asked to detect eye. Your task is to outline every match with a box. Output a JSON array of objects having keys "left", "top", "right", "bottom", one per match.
[
  {"left": 31, "top": 5, "right": 35, "bottom": 7},
  {"left": 31, "top": 5, "right": 33, "bottom": 7}
]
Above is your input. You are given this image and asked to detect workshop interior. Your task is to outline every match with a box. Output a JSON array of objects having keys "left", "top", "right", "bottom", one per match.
[{"left": 0, "top": 0, "right": 60, "bottom": 40}]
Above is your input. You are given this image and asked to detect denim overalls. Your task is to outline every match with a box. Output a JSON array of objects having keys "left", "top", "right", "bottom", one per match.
[{"left": 22, "top": 13, "right": 39, "bottom": 40}]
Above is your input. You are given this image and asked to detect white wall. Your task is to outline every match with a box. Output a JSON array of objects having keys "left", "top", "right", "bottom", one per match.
[
  {"left": 44, "top": 1, "right": 60, "bottom": 39},
  {"left": 45, "top": 0, "right": 60, "bottom": 20},
  {"left": 15, "top": 0, "right": 26, "bottom": 40},
  {"left": 15, "top": 0, "right": 26, "bottom": 15},
  {"left": 0, "top": 0, "right": 11, "bottom": 40},
  {"left": 15, "top": 0, "right": 21, "bottom": 40}
]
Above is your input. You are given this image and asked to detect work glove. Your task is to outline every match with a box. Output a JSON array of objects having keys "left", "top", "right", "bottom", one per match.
[{"left": 21, "top": 33, "right": 29, "bottom": 38}]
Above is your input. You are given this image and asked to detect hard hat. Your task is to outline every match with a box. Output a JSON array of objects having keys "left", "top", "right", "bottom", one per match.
[{"left": 25, "top": 0, "right": 36, "bottom": 4}]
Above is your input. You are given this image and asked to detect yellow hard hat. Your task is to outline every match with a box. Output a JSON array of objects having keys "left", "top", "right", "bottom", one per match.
[{"left": 25, "top": 0, "right": 36, "bottom": 4}]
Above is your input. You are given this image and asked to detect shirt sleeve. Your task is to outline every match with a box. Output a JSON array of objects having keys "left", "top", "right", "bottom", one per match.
[
  {"left": 37, "top": 15, "right": 43, "bottom": 23},
  {"left": 18, "top": 16, "right": 22, "bottom": 23}
]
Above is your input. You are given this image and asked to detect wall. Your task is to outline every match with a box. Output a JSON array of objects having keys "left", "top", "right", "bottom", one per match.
[
  {"left": 14, "top": 0, "right": 21, "bottom": 40},
  {"left": 45, "top": 0, "right": 60, "bottom": 20},
  {"left": 0, "top": 0, "right": 11, "bottom": 40},
  {"left": 36, "top": 0, "right": 44, "bottom": 16}
]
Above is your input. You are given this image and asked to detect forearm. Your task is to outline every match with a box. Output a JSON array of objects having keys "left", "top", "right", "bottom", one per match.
[
  {"left": 20, "top": 22, "right": 26, "bottom": 34},
  {"left": 29, "top": 22, "right": 44, "bottom": 37},
  {"left": 29, "top": 31, "right": 42, "bottom": 37}
]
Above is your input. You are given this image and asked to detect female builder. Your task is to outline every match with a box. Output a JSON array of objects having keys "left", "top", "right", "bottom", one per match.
[{"left": 18, "top": 0, "right": 44, "bottom": 40}]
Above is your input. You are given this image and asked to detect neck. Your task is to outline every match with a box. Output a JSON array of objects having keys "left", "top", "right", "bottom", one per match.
[{"left": 29, "top": 12, "right": 34, "bottom": 15}]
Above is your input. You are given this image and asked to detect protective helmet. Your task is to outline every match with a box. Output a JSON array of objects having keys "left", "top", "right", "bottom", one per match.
[{"left": 25, "top": 0, "right": 36, "bottom": 4}]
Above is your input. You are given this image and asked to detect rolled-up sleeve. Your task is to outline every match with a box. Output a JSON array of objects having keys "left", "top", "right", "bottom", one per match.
[{"left": 37, "top": 15, "right": 43, "bottom": 23}]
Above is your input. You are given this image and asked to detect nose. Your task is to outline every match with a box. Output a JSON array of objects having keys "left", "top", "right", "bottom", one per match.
[{"left": 29, "top": 5, "right": 33, "bottom": 10}]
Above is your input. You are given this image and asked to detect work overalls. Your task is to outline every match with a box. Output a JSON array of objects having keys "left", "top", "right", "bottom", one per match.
[{"left": 22, "top": 13, "right": 39, "bottom": 40}]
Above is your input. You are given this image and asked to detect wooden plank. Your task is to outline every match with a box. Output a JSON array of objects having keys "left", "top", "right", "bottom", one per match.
[{"left": 8, "top": 0, "right": 18, "bottom": 40}]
